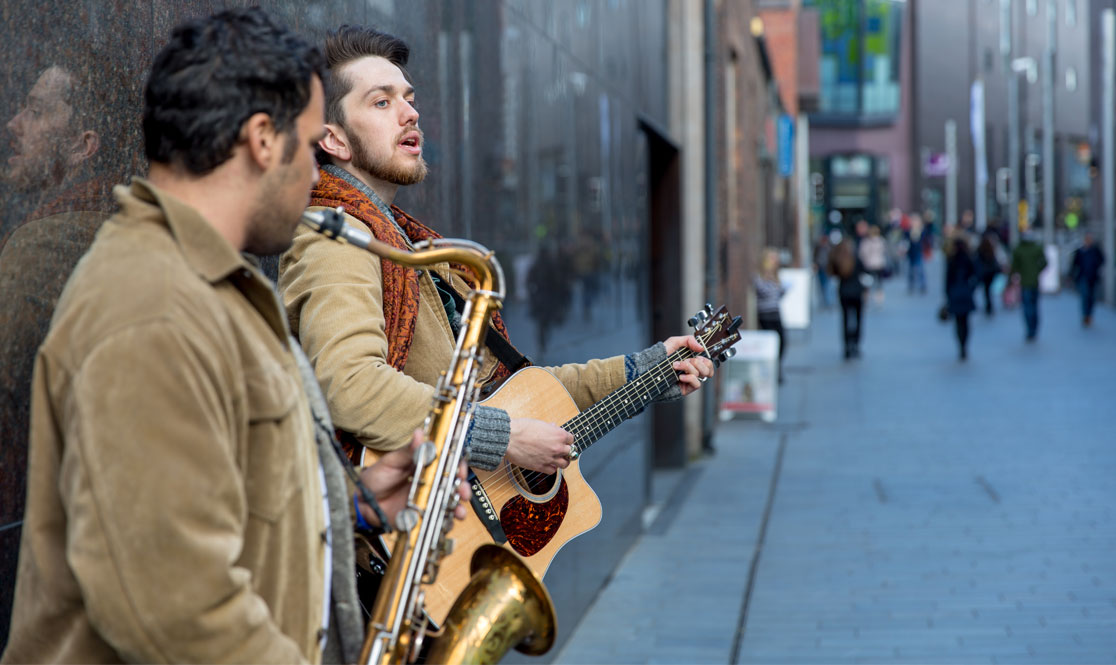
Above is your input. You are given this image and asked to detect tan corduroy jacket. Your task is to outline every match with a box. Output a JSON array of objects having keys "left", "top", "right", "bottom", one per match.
[
  {"left": 278, "top": 207, "right": 627, "bottom": 455},
  {"left": 2, "top": 179, "right": 328, "bottom": 664}
]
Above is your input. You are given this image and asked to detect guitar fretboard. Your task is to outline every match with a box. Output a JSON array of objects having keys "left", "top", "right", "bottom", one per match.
[{"left": 563, "top": 345, "right": 701, "bottom": 454}]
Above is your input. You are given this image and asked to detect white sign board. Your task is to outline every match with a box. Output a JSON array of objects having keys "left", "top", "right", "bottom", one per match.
[
  {"left": 777, "top": 268, "right": 812, "bottom": 330},
  {"left": 1039, "top": 244, "right": 1060, "bottom": 294},
  {"left": 719, "top": 331, "right": 780, "bottom": 423}
]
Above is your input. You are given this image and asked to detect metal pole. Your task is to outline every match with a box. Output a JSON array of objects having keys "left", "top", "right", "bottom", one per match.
[
  {"left": 1026, "top": 134, "right": 1039, "bottom": 227},
  {"left": 1103, "top": 10, "right": 1116, "bottom": 305},
  {"left": 973, "top": 79, "right": 988, "bottom": 231},
  {"left": 701, "top": 0, "right": 717, "bottom": 452},
  {"left": 796, "top": 114, "right": 811, "bottom": 270},
  {"left": 1042, "top": 0, "right": 1055, "bottom": 247},
  {"left": 1003, "top": 0, "right": 1020, "bottom": 246},
  {"left": 946, "top": 120, "right": 958, "bottom": 227}
]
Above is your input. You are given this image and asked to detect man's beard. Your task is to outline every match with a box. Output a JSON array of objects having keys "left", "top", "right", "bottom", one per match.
[
  {"left": 4, "top": 141, "right": 70, "bottom": 192},
  {"left": 243, "top": 165, "right": 303, "bottom": 256},
  {"left": 349, "top": 126, "right": 428, "bottom": 186}
]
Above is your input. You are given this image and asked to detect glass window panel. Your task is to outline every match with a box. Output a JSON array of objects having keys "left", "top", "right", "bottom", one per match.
[{"left": 815, "top": 0, "right": 903, "bottom": 118}]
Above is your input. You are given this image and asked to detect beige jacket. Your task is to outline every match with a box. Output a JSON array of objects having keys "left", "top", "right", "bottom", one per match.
[
  {"left": 2, "top": 179, "right": 327, "bottom": 664},
  {"left": 279, "top": 207, "right": 627, "bottom": 455}
]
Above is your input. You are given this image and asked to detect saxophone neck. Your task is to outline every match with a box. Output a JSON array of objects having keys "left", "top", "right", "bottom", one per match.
[{"left": 300, "top": 207, "right": 505, "bottom": 298}]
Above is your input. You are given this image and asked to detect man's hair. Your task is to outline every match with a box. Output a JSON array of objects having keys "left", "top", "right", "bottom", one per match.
[
  {"left": 142, "top": 7, "right": 325, "bottom": 175},
  {"left": 321, "top": 25, "right": 411, "bottom": 127}
]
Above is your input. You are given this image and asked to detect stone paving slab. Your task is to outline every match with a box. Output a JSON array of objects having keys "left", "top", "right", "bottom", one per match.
[{"left": 555, "top": 261, "right": 1116, "bottom": 665}]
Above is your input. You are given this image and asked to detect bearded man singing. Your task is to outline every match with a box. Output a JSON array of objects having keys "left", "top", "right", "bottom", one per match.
[{"left": 279, "top": 26, "right": 714, "bottom": 476}]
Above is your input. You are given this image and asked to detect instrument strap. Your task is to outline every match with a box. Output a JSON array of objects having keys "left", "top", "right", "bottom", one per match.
[
  {"left": 437, "top": 271, "right": 532, "bottom": 374},
  {"left": 309, "top": 409, "right": 392, "bottom": 534}
]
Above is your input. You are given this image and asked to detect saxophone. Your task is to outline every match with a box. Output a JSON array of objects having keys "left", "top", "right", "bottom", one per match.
[{"left": 299, "top": 208, "right": 557, "bottom": 665}]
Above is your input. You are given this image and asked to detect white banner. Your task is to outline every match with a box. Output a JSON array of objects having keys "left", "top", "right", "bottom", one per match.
[{"left": 971, "top": 79, "right": 988, "bottom": 186}]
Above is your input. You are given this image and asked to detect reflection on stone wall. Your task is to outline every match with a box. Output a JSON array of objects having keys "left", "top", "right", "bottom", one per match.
[{"left": 0, "top": 1, "right": 667, "bottom": 658}]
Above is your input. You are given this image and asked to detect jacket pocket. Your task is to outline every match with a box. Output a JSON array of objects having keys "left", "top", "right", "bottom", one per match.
[{"left": 243, "top": 362, "right": 302, "bottom": 523}]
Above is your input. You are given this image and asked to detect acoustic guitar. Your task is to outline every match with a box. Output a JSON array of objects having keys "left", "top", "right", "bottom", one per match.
[{"left": 409, "top": 304, "right": 743, "bottom": 626}]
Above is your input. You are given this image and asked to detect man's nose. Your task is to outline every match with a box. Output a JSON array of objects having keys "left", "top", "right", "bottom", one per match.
[
  {"left": 6, "top": 109, "right": 24, "bottom": 134},
  {"left": 401, "top": 100, "right": 419, "bottom": 125}
]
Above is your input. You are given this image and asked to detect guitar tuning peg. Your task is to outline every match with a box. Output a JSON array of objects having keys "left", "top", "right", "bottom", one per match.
[
  {"left": 718, "top": 347, "right": 737, "bottom": 364},
  {"left": 704, "top": 303, "right": 714, "bottom": 315},
  {"left": 687, "top": 310, "right": 709, "bottom": 328},
  {"left": 728, "top": 316, "right": 743, "bottom": 334}
]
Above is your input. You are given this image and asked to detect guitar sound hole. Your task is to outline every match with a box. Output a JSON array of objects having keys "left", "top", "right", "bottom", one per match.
[
  {"left": 501, "top": 477, "right": 569, "bottom": 556},
  {"left": 525, "top": 470, "right": 557, "bottom": 495}
]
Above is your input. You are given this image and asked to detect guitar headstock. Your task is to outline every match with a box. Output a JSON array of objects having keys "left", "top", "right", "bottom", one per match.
[{"left": 688, "top": 303, "right": 743, "bottom": 367}]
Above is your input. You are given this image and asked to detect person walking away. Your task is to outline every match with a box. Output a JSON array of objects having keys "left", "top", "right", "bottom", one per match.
[
  {"left": 1070, "top": 232, "right": 1105, "bottom": 327},
  {"left": 813, "top": 233, "right": 833, "bottom": 308},
  {"left": 945, "top": 237, "right": 978, "bottom": 360},
  {"left": 905, "top": 214, "right": 927, "bottom": 294},
  {"left": 754, "top": 248, "right": 787, "bottom": 383},
  {"left": 828, "top": 237, "right": 867, "bottom": 359},
  {"left": 858, "top": 225, "right": 888, "bottom": 304},
  {"left": 1011, "top": 230, "right": 1048, "bottom": 341},
  {"left": 975, "top": 231, "right": 1002, "bottom": 316}
]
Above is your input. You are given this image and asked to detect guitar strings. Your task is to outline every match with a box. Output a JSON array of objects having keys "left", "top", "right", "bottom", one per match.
[
  {"left": 477, "top": 326, "right": 720, "bottom": 500},
  {"left": 476, "top": 345, "right": 697, "bottom": 501},
  {"left": 476, "top": 350, "right": 687, "bottom": 502},
  {"left": 474, "top": 326, "right": 721, "bottom": 502}
]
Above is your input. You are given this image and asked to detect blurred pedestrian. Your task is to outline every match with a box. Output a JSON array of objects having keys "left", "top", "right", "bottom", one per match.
[
  {"left": 859, "top": 225, "right": 888, "bottom": 304},
  {"left": 945, "top": 237, "right": 978, "bottom": 361},
  {"left": 1010, "top": 230, "right": 1048, "bottom": 341},
  {"left": 813, "top": 233, "right": 833, "bottom": 308},
  {"left": 905, "top": 214, "right": 927, "bottom": 294},
  {"left": 1069, "top": 232, "right": 1105, "bottom": 327},
  {"left": 975, "top": 231, "right": 1003, "bottom": 316},
  {"left": 828, "top": 237, "right": 867, "bottom": 359},
  {"left": 754, "top": 248, "right": 787, "bottom": 383}
]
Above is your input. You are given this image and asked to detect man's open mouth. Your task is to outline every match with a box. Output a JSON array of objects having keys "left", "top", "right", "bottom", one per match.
[{"left": 399, "top": 132, "right": 422, "bottom": 155}]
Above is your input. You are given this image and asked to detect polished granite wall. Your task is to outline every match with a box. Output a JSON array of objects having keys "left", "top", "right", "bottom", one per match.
[{"left": 0, "top": 0, "right": 669, "bottom": 657}]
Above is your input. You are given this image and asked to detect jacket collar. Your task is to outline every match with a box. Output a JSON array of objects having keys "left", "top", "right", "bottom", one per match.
[
  {"left": 117, "top": 177, "right": 249, "bottom": 284},
  {"left": 114, "top": 177, "right": 289, "bottom": 341}
]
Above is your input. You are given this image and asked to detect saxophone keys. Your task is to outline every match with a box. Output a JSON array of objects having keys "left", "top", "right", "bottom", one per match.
[
  {"left": 396, "top": 507, "right": 421, "bottom": 532},
  {"left": 414, "top": 440, "right": 437, "bottom": 467}
]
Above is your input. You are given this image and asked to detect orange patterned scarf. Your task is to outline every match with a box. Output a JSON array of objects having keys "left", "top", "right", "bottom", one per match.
[{"left": 309, "top": 167, "right": 516, "bottom": 384}]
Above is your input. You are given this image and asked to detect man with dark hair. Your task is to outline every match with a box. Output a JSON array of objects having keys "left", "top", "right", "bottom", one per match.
[
  {"left": 279, "top": 25, "right": 713, "bottom": 477},
  {"left": 1, "top": 9, "right": 453, "bottom": 664},
  {"left": 1070, "top": 232, "right": 1104, "bottom": 327}
]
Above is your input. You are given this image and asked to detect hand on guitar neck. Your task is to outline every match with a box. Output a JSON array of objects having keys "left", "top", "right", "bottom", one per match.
[
  {"left": 505, "top": 333, "right": 715, "bottom": 474},
  {"left": 663, "top": 334, "right": 716, "bottom": 396}
]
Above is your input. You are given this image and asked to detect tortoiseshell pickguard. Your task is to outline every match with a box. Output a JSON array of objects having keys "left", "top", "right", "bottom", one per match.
[{"left": 500, "top": 479, "right": 569, "bottom": 557}]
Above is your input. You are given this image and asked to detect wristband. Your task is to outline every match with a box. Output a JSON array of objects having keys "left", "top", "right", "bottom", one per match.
[{"left": 353, "top": 492, "right": 375, "bottom": 531}]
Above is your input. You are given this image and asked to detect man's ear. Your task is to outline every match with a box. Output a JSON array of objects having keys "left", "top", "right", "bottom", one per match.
[
  {"left": 319, "top": 123, "right": 352, "bottom": 163},
  {"left": 241, "top": 112, "right": 278, "bottom": 171},
  {"left": 66, "top": 130, "right": 100, "bottom": 167}
]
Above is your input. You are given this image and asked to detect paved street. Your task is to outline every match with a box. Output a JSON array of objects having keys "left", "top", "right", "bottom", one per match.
[{"left": 556, "top": 265, "right": 1116, "bottom": 664}]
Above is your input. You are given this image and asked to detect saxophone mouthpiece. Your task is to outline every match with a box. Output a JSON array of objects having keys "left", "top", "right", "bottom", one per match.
[{"left": 300, "top": 206, "right": 373, "bottom": 248}]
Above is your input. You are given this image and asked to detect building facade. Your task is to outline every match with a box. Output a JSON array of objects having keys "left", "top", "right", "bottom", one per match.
[
  {"left": 0, "top": 0, "right": 712, "bottom": 657},
  {"left": 807, "top": 0, "right": 915, "bottom": 234},
  {"left": 914, "top": 0, "right": 1091, "bottom": 240}
]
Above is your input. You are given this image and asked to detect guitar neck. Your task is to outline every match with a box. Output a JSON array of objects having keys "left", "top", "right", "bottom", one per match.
[{"left": 562, "top": 346, "right": 699, "bottom": 454}]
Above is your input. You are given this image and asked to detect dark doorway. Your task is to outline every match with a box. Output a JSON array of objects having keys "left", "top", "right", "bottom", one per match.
[{"left": 640, "top": 117, "right": 685, "bottom": 469}]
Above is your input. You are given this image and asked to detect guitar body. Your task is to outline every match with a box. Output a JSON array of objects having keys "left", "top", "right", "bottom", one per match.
[{"left": 421, "top": 366, "right": 602, "bottom": 626}]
